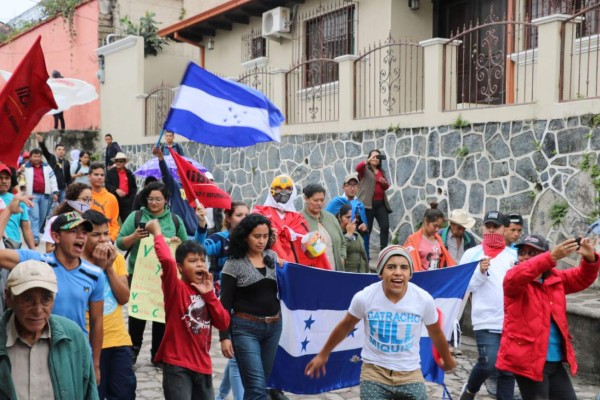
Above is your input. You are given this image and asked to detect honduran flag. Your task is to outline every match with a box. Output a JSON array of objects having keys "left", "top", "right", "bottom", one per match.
[
  {"left": 163, "top": 62, "right": 284, "bottom": 147},
  {"left": 267, "top": 261, "right": 478, "bottom": 394}
]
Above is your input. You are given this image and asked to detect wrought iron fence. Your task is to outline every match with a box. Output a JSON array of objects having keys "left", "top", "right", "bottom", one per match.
[
  {"left": 354, "top": 36, "right": 424, "bottom": 119},
  {"left": 561, "top": 2, "right": 600, "bottom": 101},
  {"left": 145, "top": 83, "right": 176, "bottom": 137},
  {"left": 286, "top": 59, "right": 339, "bottom": 124},
  {"left": 443, "top": 9, "right": 537, "bottom": 110},
  {"left": 237, "top": 67, "right": 275, "bottom": 100}
]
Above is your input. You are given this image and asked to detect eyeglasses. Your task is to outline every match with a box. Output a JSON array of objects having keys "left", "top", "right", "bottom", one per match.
[
  {"left": 147, "top": 197, "right": 165, "bottom": 203},
  {"left": 518, "top": 249, "right": 542, "bottom": 257},
  {"left": 77, "top": 197, "right": 92, "bottom": 203}
]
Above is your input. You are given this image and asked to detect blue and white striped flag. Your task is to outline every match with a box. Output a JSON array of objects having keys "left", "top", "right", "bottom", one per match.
[
  {"left": 268, "top": 261, "right": 478, "bottom": 394},
  {"left": 163, "top": 62, "right": 284, "bottom": 147}
]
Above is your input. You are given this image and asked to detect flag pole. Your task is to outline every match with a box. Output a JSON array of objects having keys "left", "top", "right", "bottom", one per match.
[{"left": 155, "top": 128, "right": 165, "bottom": 149}]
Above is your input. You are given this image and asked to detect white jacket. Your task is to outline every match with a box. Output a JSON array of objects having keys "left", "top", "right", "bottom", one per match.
[
  {"left": 460, "top": 245, "right": 517, "bottom": 331},
  {"left": 24, "top": 162, "right": 58, "bottom": 196}
]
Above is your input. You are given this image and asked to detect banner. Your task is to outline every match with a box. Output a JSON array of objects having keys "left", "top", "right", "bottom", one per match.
[
  {"left": 0, "top": 36, "right": 57, "bottom": 167},
  {"left": 128, "top": 236, "right": 179, "bottom": 322},
  {"left": 168, "top": 147, "right": 231, "bottom": 209},
  {"left": 268, "top": 261, "right": 478, "bottom": 394}
]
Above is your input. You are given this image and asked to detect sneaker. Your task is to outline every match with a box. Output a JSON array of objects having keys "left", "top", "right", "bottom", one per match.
[
  {"left": 459, "top": 384, "right": 476, "bottom": 400},
  {"left": 268, "top": 389, "right": 289, "bottom": 400},
  {"left": 450, "top": 346, "right": 463, "bottom": 356},
  {"left": 485, "top": 376, "right": 497, "bottom": 397}
]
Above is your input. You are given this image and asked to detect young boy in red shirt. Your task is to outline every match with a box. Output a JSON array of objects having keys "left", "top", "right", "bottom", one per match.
[{"left": 145, "top": 219, "right": 230, "bottom": 399}]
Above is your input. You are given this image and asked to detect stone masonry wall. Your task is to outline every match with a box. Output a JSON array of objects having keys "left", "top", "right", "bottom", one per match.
[{"left": 122, "top": 114, "right": 600, "bottom": 279}]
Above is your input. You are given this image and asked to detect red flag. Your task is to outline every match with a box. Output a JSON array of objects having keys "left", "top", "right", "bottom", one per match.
[
  {"left": 168, "top": 147, "right": 232, "bottom": 209},
  {"left": 0, "top": 36, "right": 57, "bottom": 168}
]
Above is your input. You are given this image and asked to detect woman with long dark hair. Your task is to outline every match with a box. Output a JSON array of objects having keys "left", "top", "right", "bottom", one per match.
[
  {"left": 70, "top": 150, "right": 91, "bottom": 185},
  {"left": 356, "top": 149, "right": 392, "bottom": 252},
  {"left": 219, "top": 214, "right": 281, "bottom": 400},
  {"left": 337, "top": 204, "right": 368, "bottom": 273},
  {"left": 404, "top": 202, "right": 456, "bottom": 272}
]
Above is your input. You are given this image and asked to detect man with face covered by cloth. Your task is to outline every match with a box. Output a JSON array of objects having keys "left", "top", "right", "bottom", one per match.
[{"left": 254, "top": 175, "right": 331, "bottom": 270}]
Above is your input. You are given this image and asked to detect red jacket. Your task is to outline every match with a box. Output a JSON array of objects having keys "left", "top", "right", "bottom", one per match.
[
  {"left": 496, "top": 251, "right": 600, "bottom": 381},
  {"left": 403, "top": 230, "right": 456, "bottom": 272}
]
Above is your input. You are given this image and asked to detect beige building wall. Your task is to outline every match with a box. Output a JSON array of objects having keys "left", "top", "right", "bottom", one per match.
[{"left": 97, "top": 36, "right": 145, "bottom": 143}]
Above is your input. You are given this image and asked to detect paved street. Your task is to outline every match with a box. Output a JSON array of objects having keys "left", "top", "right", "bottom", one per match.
[{"left": 133, "top": 319, "right": 600, "bottom": 400}]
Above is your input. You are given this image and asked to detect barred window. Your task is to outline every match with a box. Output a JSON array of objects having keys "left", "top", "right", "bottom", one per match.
[
  {"left": 242, "top": 29, "right": 267, "bottom": 62},
  {"left": 304, "top": 5, "right": 355, "bottom": 85}
]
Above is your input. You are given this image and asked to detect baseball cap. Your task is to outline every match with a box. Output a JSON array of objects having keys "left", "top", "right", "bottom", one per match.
[
  {"left": 343, "top": 172, "right": 359, "bottom": 184},
  {"left": 508, "top": 213, "right": 523, "bottom": 225},
  {"left": 483, "top": 211, "right": 507, "bottom": 227},
  {"left": 515, "top": 234, "right": 549, "bottom": 252},
  {"left": 22, "top": 152, "right": 30, "bottom": 159},
  {"left": 51, "top": 212, "right": 93, "bottom": 233},
  {"left": 7, "top": 260, "right": 58, "bottom": 296},
  {"left": 0, "top": 164, "right": 11, "bottom": 176}
]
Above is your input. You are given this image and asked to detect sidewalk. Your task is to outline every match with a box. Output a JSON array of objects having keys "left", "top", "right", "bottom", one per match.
[{"left": 133, "top": 321, "right": 600, "bottom": 399}]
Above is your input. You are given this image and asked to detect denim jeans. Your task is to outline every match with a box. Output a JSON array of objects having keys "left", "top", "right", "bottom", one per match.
[
  {"left": 163, "top": 363, "right": 214, "bottom": 400},
  {"left": 465, "top": 330, "right": 515, "bottom": 400},
  {"left": 30, "top": 193, "right": 51, "bottom": 241},
  {"left": 515, "top": 362, "right": 576, "bottom": 400},
  {"left": 217, "top": 358, "right": 244, "bottom": 400},
  {"left": 231, "top": 315, "right": 282, "bottom": 400},
  {"left": 98, "top": 346, "right": 137, "bottom": 400}
]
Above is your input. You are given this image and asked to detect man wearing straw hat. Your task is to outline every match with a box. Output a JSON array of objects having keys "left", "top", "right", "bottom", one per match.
[
  {"left": 105, "top": 152, "right": 137, "bottom": 223},
  {"left": 438, "top": 209, "right": 478, "bottom": 263}
]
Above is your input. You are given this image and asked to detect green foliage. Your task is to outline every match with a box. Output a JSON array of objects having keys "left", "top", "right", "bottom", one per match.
[
  {"left": 179, "top": 8, "right": 186, "bottom": 21},
  {"left": 534, "top": 141, "right": 542, "bottom": 151},
  {"left": 588, "top": 209, "right": 600, "bottom": 224},
  {"left": 455, "top": 146, "right": 469, "bottom": 158},
  {"left": 589, "top": 114, "right": 600, "bottom": 128},
  {"left": 40, "top": 0, "right": 81, "bottom": 41},
  {"left": 120, "top": 12, "right": 169, "bottom": 57},
  {"left": 451, "top": 114, "right": 470, "bottom": 129},
  {"left": 527, "top": 191, "right": 537, "bottom": 199},
  {"left": 387, "top": 123, "right": 400, "bottom": 134},
  {"left": 580, "top": 153, "right": 591, "bottom": 171},
  {"left": 585, "top": 130, "right": 593, "bottom": 140},
  {"left": 549, "top": 202, "right": 569, "bottom": 227}
]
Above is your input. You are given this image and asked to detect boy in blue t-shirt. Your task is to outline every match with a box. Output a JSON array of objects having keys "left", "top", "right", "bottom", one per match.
[{"left": 0, "top": 211, "right": 105, "bottom": 384}]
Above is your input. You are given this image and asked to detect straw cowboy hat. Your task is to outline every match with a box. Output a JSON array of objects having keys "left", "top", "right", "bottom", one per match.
[
  {"left": 111, "top": 152, "right": 128, "bottom": 162},
  {"left": 448, "top": 209, "right": 476, "bottom": 229}
]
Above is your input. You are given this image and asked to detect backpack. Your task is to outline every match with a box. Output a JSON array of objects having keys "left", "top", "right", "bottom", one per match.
[{"left": 74, "top": 162, "right": 82, "bottom": 174}]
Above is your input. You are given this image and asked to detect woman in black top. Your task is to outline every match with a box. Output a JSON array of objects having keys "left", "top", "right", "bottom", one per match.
[{"left": 219, "top": 214, "right": 280, "bottom": 400}]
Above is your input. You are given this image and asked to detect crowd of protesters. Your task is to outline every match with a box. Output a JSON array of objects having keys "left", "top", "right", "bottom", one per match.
[{"left": 0, "top": 132, "right": 597, "bottom": 400}]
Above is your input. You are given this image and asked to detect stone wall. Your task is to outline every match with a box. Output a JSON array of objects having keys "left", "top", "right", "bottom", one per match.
[{"left": 122, "top": 114, "right": 600, "bottom": 277}]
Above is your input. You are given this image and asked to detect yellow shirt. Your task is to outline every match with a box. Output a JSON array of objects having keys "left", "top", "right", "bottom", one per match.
[
  {"left": 91, "top": 188, "right": 120, "bottom": 241},
  {"left": 87, "top": 254, "right": 132, "bottom": 348}
]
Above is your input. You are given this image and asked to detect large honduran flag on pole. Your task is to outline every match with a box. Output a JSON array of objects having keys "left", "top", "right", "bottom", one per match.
[
  {"left": 163, "top": 62, "right": 284, "bottom": 147},
  {"left": 267, "top": 261, "right": 478, "bottom": 394}
]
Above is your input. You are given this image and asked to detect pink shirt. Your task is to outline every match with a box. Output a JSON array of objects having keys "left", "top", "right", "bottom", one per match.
[{"left": 418, "top": 236, "right": 440, "bottom": 270}]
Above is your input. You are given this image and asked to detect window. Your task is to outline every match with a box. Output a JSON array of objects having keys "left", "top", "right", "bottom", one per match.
[
  {"left": 242, "top": 29, "right": 267, "bottom": 63},
  {"left": 304, "top": 5, "right": 355, "bottom": 85}
]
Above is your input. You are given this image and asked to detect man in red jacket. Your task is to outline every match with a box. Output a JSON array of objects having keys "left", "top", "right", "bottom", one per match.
[{"left": 496, "top": 234, "right": 599, "bottom": 400}]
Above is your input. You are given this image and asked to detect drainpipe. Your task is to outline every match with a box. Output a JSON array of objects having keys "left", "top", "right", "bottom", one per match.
[{"left": 174, "top": 32, "right": 205, "bottom": 67}]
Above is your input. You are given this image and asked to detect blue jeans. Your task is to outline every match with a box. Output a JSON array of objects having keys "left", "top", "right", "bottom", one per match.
[
  {"left": 30, "top": 193, "right": 51, "bottom": 241},
  {"left": 98, "top": 346, "right": 137, "bottom": 399},
  {"left": 231, "top": 315, "right": 282, "bottom": 400},
  {"left": 217, "top": 358, "right": 244, "bottom": 400},
  {"left": 465, "top": 330, "right": 515, "bottom": 400}
]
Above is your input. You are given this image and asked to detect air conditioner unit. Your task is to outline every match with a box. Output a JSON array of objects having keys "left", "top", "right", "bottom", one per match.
[{"left": 262, "top": 7, "right": 290, "bottom": 39}]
